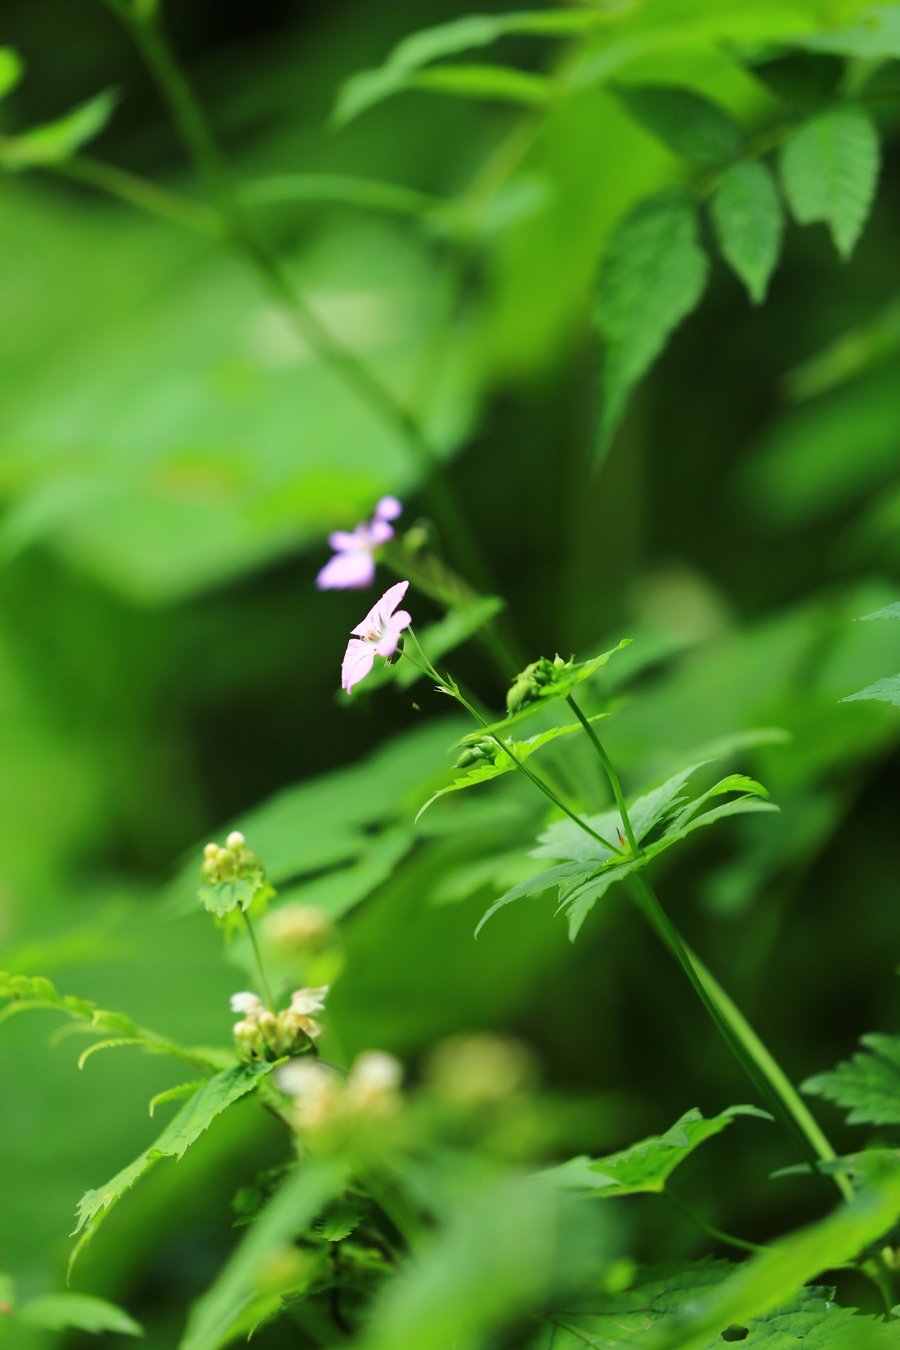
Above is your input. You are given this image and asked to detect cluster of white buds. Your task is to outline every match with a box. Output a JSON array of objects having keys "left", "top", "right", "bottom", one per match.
[
  {"left": 263, "top": 903, "right": 334, "bottom": 957},
  {"left": 230, "top": 986, "right": 329, "bottom": 1062},
  {"left": 278, "top": 1050, "right": 403, "bottom": 1134},
  {"left": 202, "top": 830, "right": 257, "bottom": 884}
]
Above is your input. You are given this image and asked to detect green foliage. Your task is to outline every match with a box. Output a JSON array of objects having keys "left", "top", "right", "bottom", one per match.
[
  {"left": 804, "top": 1034, "right": 900, "bottom": 1127},
  {"left": 780, "top": 107, "right": 880, "bottom": 259},
  {"left": 71, "top": 1063, "right": 271, "bottom": 1272},
  {"left": 410, "top": 63, "right": 553, "bottom": 108},
  {"left": 710, "top": 161, "right": 784, "bottom": 304},
  {"left": 0, "top": 47, "right": 23, "bottom": 101},
  {"left": 480, "top": 639, "right": 631, "bottom": 734},
  {"left": 549, "top": 1106, "right": 770, "bottom": 1197},
  {"left": 841, "top": 601, "right": 900, "bottom": 705},
  {"left": 0, "top": 89, "right": 117, "bottom": 170},
  {"left": 614, "top": 84, "right": 743, "bottom": 167},
  {"left": 594, "top": 191, "right": 708, "bottom": 445},
  {"left": 10, "top": 1291, "right": 143, "bottom": 1336}
]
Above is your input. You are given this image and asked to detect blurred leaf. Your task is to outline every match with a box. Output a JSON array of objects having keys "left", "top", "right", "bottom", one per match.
[
  {"left": 333, "top": 9, "right": 606, "bottom": 124},
  {"left": 804, "top": 1034, "right": 900, "bottom": 1126},
  {"left": 547, "top": 1105, "right": 770, "bottom": 1197},
  {"left": 0, "top": 90, "right": 117, "bottom": 170},
  {"left": 314, "top": 1200, "right": 365, "bottom": 1242},
  {"left": 417, "top": 716, "right": 606, "bottom": 820},
  {"left": 710, "top": 160, "right": 783, "bottom": 303},
  {"left": 0, "top": 48, "right": 23, "bottom": 101},
  {"left": 18, "top": 1292, "right": 143, "bottom": 1336},
  {"left": 786, "top": 294, "right": 900, "bottom": 400},
  {"left": 779, "top": 106, "right": 880, "bottom": 258},
  {"left": 594, "top": 191, "right": 708, "bottom": 447},
  {"left": 71, "top": 1063, "right": 271, "bottom": 1272},
  {"left": 841, "top": 674, "right": 900, "bottom": 706},
  {"left": 614, "top": 83, "right": 743, "bottom": 166},
  {"left": 643, "top": 1152, "right": 900, "bottom": 1350},
  {"left": 862, "top": 603, "right": 900, "bottom": 621},
  {"left": 410, "top": 63, "right": 553, "bottom": 107},
  {"left": 180, "top": 1158, "right": 348, "bottom": 1350},
  {"left": 797, "top": 7, "right": 900, "bottom": 58},
  {"left": 242, "top": 173, "right": 445, "bottom": 225},
  {"left": 748, "top": 51, "right": 845, "bottom": 107}
]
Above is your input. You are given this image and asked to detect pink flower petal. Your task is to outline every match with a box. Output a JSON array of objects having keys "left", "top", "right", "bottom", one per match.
[
  {"left": 328, "top": 529, "right": 361, "bottom": 552},
  {"left": 375, "top": 495, "right": 403, "bottom": 522},
  {"left": 351, "top": 580, "right": 409, "bottom": 637},
  {"left": 375, "top": 608, "right": 411, "bottom": 658},
  {"left": 369, "top": 520, "right": 394, "bottom": 546},
  {"left": 342, "top": 638, "right": 375, "bottom": 692},
  {"left": 317, "top": 550, "right": 376, "bottom": 590}
]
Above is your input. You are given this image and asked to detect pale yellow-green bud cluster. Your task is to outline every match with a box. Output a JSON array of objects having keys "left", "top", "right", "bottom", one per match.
[
  {"left": 505, "top": 655, "right": 571, "bottom": 715},
  {"left": 427, "top": 1034, "right": 535, "bottom": 1105},
  {"left": 262, "top": 903, "right": 333, "bottom": 957},
  {"left": 201, "top": 830, "right": 258, "bottom": 885},
  {"left": 230, "top": 987, "right": 328, "bottom": 1063},
  {"left": 278, "top": 1050, "right": 403, "bottom": 1137}
]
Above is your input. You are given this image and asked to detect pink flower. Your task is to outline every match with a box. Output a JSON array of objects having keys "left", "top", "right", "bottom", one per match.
[
  {"left": 342, "top": 580, "right": 412, "bottom": 693},
  {"left": 316, "top": 496, "right": 403, "bottom": 590}
]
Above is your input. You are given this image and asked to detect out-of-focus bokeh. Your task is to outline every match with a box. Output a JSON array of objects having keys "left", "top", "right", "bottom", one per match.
[{"left": 1, "top": 1, "right": 898, "bottom": 1344}]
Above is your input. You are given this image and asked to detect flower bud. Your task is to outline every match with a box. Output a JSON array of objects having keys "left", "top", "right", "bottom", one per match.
[
  {"left": 226, "top": 830, "right": 246, "bottom": 850},
  {"left": 263, "top": 903, "right": 333, "bottom": 957}
]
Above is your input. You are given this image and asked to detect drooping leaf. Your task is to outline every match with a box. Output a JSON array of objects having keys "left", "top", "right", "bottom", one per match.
[
  {"left": 0, "top": 89, "right": 118, "bottom": 170},
  {"left": 17, "top": 1293, "right": 143, "bottom": 1337},
  {"left": 409, "top": 63, "right": 553, "bottom": 107},
  {"left": 779, "top": 107, "right": 880, "bottom": 259},
  {"left": 417, "top": 716, "right": 607, "bottom": 821},
  {"left": 71, "top": 1063, "right": 272, "bottom": 1272},
  {"left": 594, "top": 192, "right": 708, "bottom": 445},
  {"left": 179, "top": 1158, "right": 348, "bottom": 1350},
  {"left": 840, "top": 674, "right": 900, "bottom": 706},
  {"left": 0, "top": 48, "right": 23, "bottom": 101},
  {"left": 711, "top": 160, "right": 784, "bottom": 303},
  {"left": 804, "top": 1034, "right": 900, "bottom": 1126},
  {"left": 614, "top": 83, "right": 743, "bottom": 166},
  {"left": 547, "top": 1106, "right": 770, "bottom": 1198},
  {"left": 333, "top": 9, "right": 607, "bottom": 125}
]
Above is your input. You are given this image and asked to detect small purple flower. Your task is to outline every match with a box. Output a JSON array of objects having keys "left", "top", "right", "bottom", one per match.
[
  {"left": 316, "top": 496, "right": 403, "bottom": 590},
  {"left": 342, "top": 580, "right": 412, "bottom": 693}
]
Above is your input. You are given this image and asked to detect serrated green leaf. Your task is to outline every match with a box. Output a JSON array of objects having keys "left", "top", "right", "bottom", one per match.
[
  {"left": 0, "top": 48, "right": 23, "bottom": 101},
  {"left": 595, "top": 192, "right": 708, "bottom": 445},
  {"left": 180, "top": 1158, "right": 348, "bottom": 1350},
  {"left": 711, "top": 160, "right": 783, "bottom": 304},
  {"left": 314, "top": 1201, "right": 365, "bottom": 1242},
  {"left": 615, "top": 83, "right": 743, "bottom": 166},
  {"left": 71, "top": 1063, "right": 271, "bottom": 1272},
  {"left": 840, "top": 673, "right": 900, "bottom": 706},
  {"left": 18, "top": 1292, "right": 143, "bottom": 1336},
  {"left": 667, "top": 774, "right": 770, "bottom": 833},
  {"left": 149, "top": 1080, "right": 207, "bottom": 1118},
  {"left": 547, "top": 1106, "right": 770, "bottom": 1198},
  {"left": 197, "top": 874, "right": 267, "bottom": 919},
  {"left": 804, "top": 1034, "right": 900, "bottom": 1126},
  {"left": 333, "top": 9, "right": 607, "bottom": 125},
  {"left": 410, "top": 63, "right": 553, "bottom": 107},
  {"left": 780, "top": 107, "right": 880, "bottom": 259},
  {"left": 531, "top": 1267, "right": 897, "bottom": 1349},
  {"left": 861, "top": 603, "right": 900, "bottom": 621},
  {"left": 77, "top": 1036, "right": 141, "bottom": 1070},
  {"left": 418, "top": 716, "right": 606, "bottom": 821},
  {"left": 643, "top": 1153, "right": 900, "bottom": 1350},
  {"left": 473, "top": 639, "right": 632, "bottom": 737},
  {"left": 0, "top": 89, "right": 118, "bottom": 170}
]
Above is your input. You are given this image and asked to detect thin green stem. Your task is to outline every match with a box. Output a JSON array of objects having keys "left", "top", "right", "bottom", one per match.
[
  {"left": 566, "top": 694, "right": 637, "bottom": 853},
  {"left": 42, "top": 153, "right": 220, "bottom": 236},
  {"left": 242, "top": 910, "right": 276, "bottom": 1014},
  {"left": 665, "top": 1187, "right": 768, "bottom": 1256}
]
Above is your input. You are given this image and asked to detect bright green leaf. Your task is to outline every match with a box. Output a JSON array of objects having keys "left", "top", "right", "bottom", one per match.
[
  {"left": 0, "top": 89, "right": 118, "bottom": 170},
  {"left": 149, "top": 1080, "right": 207, "bottom": 1118},
  {"left": 780, "top": 107, "right": 880, "bottom": 259},
  {"left": 595, "top": 192, "right": 708, "bottom": 445},
  {"left": 841, "top": 674, "right": 900, "bottom": 706},
  {"left": 614, "top": 83, "right": 743, "bottom": 166},
  {"left": 0, "top": 48, "right": 23, "bottom": 101},
  {"left": 711, "top": 160, "right": 784, "bottom": 304},
  {"left": 861, "top": 603, "right": 900, "bottom": 621},
  {"left": 18, "top": 1293, "right": 143, "bottom": 1337},
  {"left": 547, "top": 1106, "right": 770, "bottom": 1197},
  {"left": 804, "top": 1034, "right": 900, "bottom": 1126},
  {"left": 410, "top": 63, "right": 553, "bottom": 107}
]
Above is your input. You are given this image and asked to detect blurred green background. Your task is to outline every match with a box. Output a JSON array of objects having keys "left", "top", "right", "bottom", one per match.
[{"left": 1, "top": 0, "right": 898, "bottom": 1345}]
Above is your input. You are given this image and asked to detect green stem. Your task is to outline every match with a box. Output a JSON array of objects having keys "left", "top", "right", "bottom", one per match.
[
  {"left": 242, "top": 910, "right": 276, "bottom": 1014},
  {"left": 566, "top": 694, "right": 638, "bottom": 853},
  {"left": 665, "top": 1187, "right": 768, "bottom": 1256},
  {"left": 50, "top": 153, "right": 220, "bottom": 236}
]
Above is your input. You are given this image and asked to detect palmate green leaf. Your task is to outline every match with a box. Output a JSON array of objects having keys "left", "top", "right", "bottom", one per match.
[
  {"left": 547, "top": 1106, "right": 770, "bottom": 1198},
  {"left": 614, "top": 83, "right": 743, "bottom": 166},
  {"left": 71, "top": 1063, "right": 272, "bottom": 1273},
  {"left": 472, "top": 639, "right": 632, "bottom": 737},
  {"left": 643, "top": 1151, "right": 900, "bottom": 1350},
  {"left": 409, "top": 63, "right": 553, "bottom": 107},
  {"left": 333, "top": 9, "right": 607, "bottom": 125},
  {"left": 804, "top": 1034, "right": 900, "bottom": 1126},
  {"left": 711, "top": 161, "right": 784, "bottom": 304},
  {"left": 841, "top": 674, "right": 900, "bottom": 706},
  {"left": 594, "top": 191, "right": 708, "bottom": 447},
  {"left": 179, "top": 1158, "right": 348, "bottom": 1350},
  {"left": 17, "top": 1292, "right": 143, "bottom": 1336},
  {"left": 417, "top": 716, "right": 606, "bottom": 821},
  {"left": 0, "top": 48, "right": 23, "bottom": 101},
  {"left": 779, "top": 106, "right": 880, "bottom": 259},
  {"left": 531, "top": 1266, "right": 897, "bottom": 1349},
  {"left": 0, "top": 89, "right": 117, "bottom": 170}
]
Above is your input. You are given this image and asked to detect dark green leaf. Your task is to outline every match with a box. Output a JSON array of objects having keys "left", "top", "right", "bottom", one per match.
[
  {"left": 780, "top": 107, "right": 880, "bottom": 259},
  {"left": 595, "top": 192, "right": 708, "bottom": 444},
  {"left": 804, "top": 1034, "right": 900, "bottom": 1126},
  {"left": 711, "top": 160, "right": 783, "bottom": 303},
  {"left": 615, "top": 83, "right": 743, "bottom": 166}
]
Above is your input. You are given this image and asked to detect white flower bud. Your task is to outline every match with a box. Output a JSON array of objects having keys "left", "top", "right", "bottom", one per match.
[
  {"left": 226, "top": 830, "right": 246, "bottom": 850},
  {"left": 351, "top": 1051, "right": 403, "bottom": 1095},
  {"left": 203, "top": 842, "right": 219, "bottom": 859}
]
